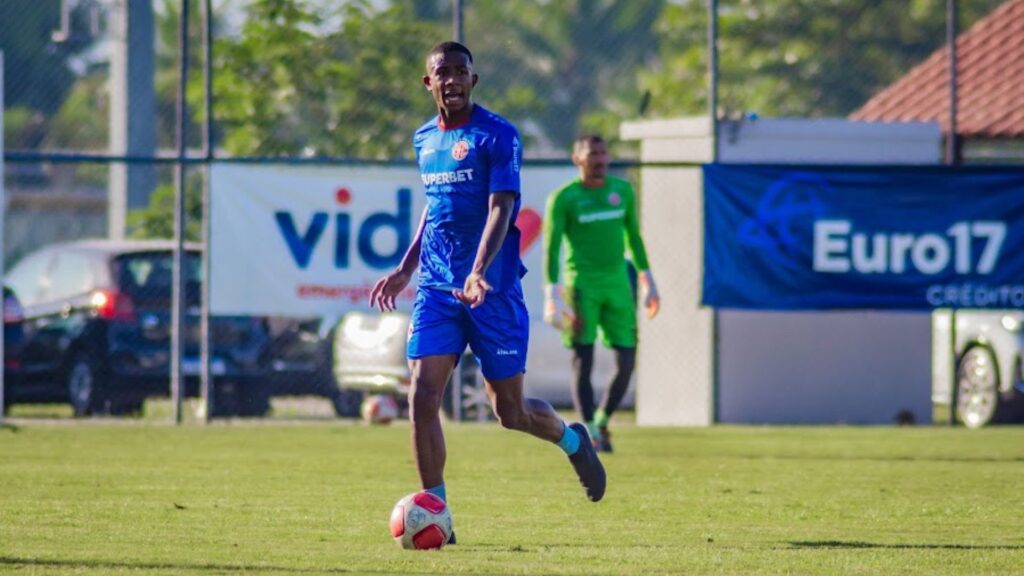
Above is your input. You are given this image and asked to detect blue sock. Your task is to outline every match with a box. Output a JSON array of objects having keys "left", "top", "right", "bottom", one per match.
[
  {"left": 426, "top": 483, "right": 446, "bottom": 502},
  {"left": 556, "top": 423, "right": 581, "bottom": 456}
]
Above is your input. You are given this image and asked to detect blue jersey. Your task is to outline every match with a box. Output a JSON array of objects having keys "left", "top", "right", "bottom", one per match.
[{"left": 413, "top": 105, "right": 526, "bottom": 294}]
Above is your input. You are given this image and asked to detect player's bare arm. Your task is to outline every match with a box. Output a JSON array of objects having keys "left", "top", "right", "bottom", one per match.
[
  {"left": 370, "top": 208, "right": 427, "bottom": 312},
  {"left": 454, "top": 191, "right": 516, "bottom": 308}
]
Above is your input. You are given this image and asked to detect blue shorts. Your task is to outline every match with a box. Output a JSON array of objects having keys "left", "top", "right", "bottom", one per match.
[{"left": 407, "top": 286, "right": 529, "bottom": 381}]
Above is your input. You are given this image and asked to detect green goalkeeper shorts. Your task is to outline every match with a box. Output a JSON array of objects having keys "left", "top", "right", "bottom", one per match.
[{"left": 564, "top": 280, "right": 637, "bottom": 348}]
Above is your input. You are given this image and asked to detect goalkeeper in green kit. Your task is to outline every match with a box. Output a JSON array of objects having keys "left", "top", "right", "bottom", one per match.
[{"left": 543, "top": 134, "right": 661, "bottom": 453}]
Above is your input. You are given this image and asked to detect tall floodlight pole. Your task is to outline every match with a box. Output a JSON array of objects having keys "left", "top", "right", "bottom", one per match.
[
  {"left": 108, "top": 0, "right": 156, "bottom": 239},
  {"left": 171, "top": 0, "right": 191, "bottom": 424}
]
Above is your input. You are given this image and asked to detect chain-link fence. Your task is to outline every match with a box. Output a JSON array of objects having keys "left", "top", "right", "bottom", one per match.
[{"left": 2, "top": 0, "right": 1017, "bottom": 422}]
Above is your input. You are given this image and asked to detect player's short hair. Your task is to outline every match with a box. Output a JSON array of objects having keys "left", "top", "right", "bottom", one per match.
[
  {"left": 426, "top": 41, "right": 474, "bottom": 68},
  {"left": 573, "top": 134, "right": 605, "bottom": 155}
]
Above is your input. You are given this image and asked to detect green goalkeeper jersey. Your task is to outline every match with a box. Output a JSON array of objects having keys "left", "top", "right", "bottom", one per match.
[{"left": 544, "top": 176, "right": 650, "bottom": 287}]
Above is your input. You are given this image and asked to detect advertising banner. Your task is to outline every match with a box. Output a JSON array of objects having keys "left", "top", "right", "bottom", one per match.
[
  {"left": 210, "top": 163, "right": 575, "bottom": 317},
  {"left": 703, "top": 164, "right": 1024, "bottom": 310}
]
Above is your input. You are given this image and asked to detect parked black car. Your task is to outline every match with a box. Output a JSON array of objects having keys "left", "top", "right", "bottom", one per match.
[
  {"left": 2, "top": 286, "right": 26, "bottom": 413},
  {"left": 266, "top": 315, "right": 362, "bottom": 417},
  {"left": 4, "top": 240, "right": 273, "bottom": 416}
]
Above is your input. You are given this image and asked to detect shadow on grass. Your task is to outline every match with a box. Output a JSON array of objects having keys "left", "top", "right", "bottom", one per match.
[
  {"left": 788, "top": 541, "right": 1024, "bottom": 550},
  {"left": 719, "top": 454, "right": 1024, "bottom": 464},
  {"left": 0, "top": 556, "right": 436, "bottom": 574}
]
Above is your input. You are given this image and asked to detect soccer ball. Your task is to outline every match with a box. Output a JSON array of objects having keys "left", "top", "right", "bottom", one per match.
[
  {"left": 361, "top": 394, "right": 399, "bottom": 425},
  {"left": 389, "top": 491, "right": 452, "bottom": 550}
]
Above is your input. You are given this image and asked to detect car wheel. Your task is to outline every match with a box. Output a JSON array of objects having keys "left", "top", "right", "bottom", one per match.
[
  {"left": 68, "top": 353, "right": 99, "bottom": 417},
  {"left": 955, "top": 345, "right": 1000, "bottom": 429},
  {"left": 330, "top": 387, "right": 364, "bottom": 418},
  {"left": 211, "top": 380, "right": 240, "bottom": 417},
  {"left": 237, "top": 380, "right": 271, "bottom": 417}
]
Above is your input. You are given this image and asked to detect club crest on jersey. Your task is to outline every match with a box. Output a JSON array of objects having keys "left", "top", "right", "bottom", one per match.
[
  {"left": 608, "top": 192, "right": 622, "bottom": 206},
  {"left": 452, "top": 140, "right": 470, "bottom": 161}
]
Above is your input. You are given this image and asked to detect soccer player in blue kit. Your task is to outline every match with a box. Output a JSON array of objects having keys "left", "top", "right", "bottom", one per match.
[{"left": 370, "top": 42, "right": 607, "bottom": 538}]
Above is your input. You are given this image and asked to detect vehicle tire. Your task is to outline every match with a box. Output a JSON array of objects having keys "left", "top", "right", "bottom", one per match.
[
  {"left": 330, "top": 387, "right": 363, "bottom": 418},
  {"left": 954, "top": 345, "right": 1000, "bottom": 428},
  {"left": 237, "top": 380, "right": 271, "bottom": 417},
  {"left": 211, "top": 380, "right": 240, "bottom": 418},
  {"left": 67, "top": 353, "right": 102, "bottom": 417}
]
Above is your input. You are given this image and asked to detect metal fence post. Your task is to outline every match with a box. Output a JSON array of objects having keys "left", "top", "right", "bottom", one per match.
[
  {"left": 200, "top": 0, "right": 214, "bottom": 423},
  {"left": 171, "top": 0, "right": 191, "bottom": 424},
  {"left": 707, "top": 0, "right": 720, "bottom": 424},
  {"left": 0, "top": 51, "right": 6, "bottom": 425}
]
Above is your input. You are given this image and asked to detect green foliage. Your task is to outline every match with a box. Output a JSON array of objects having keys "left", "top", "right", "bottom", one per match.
[
  {"left": 212, "top": 0, "right": 444, "bottom": 159},
  {"left": 2, "top": 106, "right": 48, "bottom": 149},
  {"left": 126, "top": 175, "right": 204, "bottom": 241},
  {"left": 467, "top": 0, "right": 666, "bottom": 154},
  {"left": 158, "top": 0, "right": 213, "bottom": 150},
  {"left": 5, "top": 0, "right": 1012, "bottom": 160},
  {"left": 643, "top": 0, "right": 1008, "bottom": 119},
  {"left": 0, "top": 0, "right": 98, "bottom": 148},
  {"left": 45, "top": 74, "right": 109, "bottom": 149},
  {"left": 0, "top": 423, "right": 1022, "bottom": 575}
]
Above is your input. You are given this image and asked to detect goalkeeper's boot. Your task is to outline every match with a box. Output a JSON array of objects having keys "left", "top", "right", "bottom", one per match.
[{"left": 567, "top": 423, "right": 606, "bottom": 502}]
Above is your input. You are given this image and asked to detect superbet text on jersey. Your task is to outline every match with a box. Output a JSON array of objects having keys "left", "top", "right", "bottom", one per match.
[{"left": 412, "top": 104, "right": 526, "bottom": 293}]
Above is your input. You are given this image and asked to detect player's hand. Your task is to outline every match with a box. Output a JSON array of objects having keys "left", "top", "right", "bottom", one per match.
[
  {"left": 369, "top": 268, "right": 413, "bottom": 312},
  {"left": 543, "top": 284, "right": 576, "bottom": 330},
  {"left": 454, "top": 272, "right": 492, "bottom": 308},
  {"left": 639, "top": 270, "right": 661, "bottom": 319}
]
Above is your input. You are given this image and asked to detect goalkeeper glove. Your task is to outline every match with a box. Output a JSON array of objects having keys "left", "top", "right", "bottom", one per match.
[
  {"left": 543, "top": 284, "right": 576, "bottom": 330},
  {"left": 638, "top": 270, "right": 661, "bottom": 319}
]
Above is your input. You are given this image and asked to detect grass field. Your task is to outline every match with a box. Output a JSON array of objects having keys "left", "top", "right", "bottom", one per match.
[{"left": 1, "top": 419, "right": 1022, "bottom": 575}]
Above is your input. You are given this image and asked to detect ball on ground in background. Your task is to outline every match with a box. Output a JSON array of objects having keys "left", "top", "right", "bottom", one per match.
[
  {"left": 361, "top": 394, "right": 399, "bottom": 424},
  {"left": 389, "top": 491, "right": 452, "bottom": 550}
]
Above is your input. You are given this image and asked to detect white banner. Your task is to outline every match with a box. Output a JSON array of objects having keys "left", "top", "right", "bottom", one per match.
[{"left": 210, "top": 163, "right": 576, "bottom": 318}]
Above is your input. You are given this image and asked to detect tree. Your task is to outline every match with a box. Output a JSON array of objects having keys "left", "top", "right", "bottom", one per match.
[
  {"left": 0, "top": 0, "right": 98, "bottom": 148},
  {"left": 127, "top": 177, "right": 204, "bottom": 241},
  {"left": 208, "top": 0, "right": 667, "bottom": 158},
  {"left": 466, "top": 0, "right": 666, "bottom": 154},
  {"left": 641, "top": 0, "right": 1008, "bottom": 120},
  {"left": 211, "top": 0, "right": 446, "bottom": 159}
]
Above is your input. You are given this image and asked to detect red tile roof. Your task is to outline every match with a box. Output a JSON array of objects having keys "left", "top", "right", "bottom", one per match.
[{"left": 851, "top": 0, "right": 1024, "bottom": 138}]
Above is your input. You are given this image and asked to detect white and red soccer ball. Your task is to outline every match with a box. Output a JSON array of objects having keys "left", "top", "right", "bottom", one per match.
[
  {"left": 361, "top": 394, "right": 399, "bottom": 425},
  {"left": 389, "top": 491, "right": 452, "bottom": 550}
]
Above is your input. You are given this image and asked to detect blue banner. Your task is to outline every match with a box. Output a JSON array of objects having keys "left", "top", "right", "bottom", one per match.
[{"left": 702, "top": 164, "right": 1024, "bottom": 310}]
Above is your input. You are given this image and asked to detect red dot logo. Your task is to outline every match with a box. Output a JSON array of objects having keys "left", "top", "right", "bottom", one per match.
[
  {"left": 335, "top": 187, "right": 352, "bottom": 205},
  {"left": 607, "top": 192, "right": 621, "bottom": 206},
  {"left": 516, "top": 208, "right": 542, "bottom": 255}
]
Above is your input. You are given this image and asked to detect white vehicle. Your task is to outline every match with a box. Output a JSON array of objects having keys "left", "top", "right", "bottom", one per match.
[
  {"left": 950, "top": 310, "right": 1024, "bottom": 427},
  {"left": 331, "top": 309, "right": 629, "bottom": 421}
]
